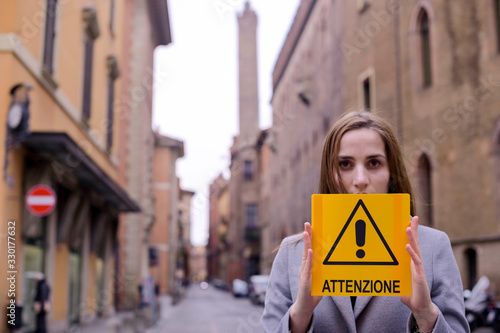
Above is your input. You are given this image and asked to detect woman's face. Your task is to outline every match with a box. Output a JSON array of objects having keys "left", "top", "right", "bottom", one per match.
[{"left": 336, "top": 128, "right": 390, "bottom": 194}]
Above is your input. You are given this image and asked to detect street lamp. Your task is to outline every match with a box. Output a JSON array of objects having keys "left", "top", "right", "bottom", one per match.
[{"left": 4, "top": 83, "right": 31, "bottom": 182}]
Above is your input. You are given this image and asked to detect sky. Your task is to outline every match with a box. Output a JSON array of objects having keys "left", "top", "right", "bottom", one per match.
[{"left": 153, "top": 0, "right": 301, "bottom": 246}]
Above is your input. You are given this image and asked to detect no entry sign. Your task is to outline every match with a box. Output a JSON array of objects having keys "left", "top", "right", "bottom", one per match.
[
  {"left": 26, "top": 185, "right": 57, "bottom": 217},
  {"left": 311, "top": 194, "right": 411, "bottom": 296}
]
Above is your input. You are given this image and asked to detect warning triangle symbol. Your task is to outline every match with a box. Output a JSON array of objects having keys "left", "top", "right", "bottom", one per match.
[{"left": 323, "top": 199, "right": 399, "bottom": 266}]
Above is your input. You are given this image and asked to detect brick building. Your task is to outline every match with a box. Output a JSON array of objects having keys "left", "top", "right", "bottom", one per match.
[
  {"left": 116, "top": 0, "right": 173, "bottom": 317},
  {"left": 261, "top": 0, "right": 500, "bottom": 294},
  {"left": 207, "top": 174, "right": 229, "bottom": 282},
  {"left": 227, "top": 2, "right": 263, "bottom": 283}
]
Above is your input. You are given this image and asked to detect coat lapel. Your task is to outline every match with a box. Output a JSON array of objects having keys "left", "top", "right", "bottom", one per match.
[
  {"left": 353, "top": 296, "right": 373, "bottom": 319},
  {"left": 329, "top": 296, "right": 373, "bottom": 332},
  {"left": 331, "top": 296, "right": 356, "bottom": 333}
]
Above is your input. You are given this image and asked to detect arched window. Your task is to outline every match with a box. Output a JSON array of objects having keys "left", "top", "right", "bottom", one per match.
[
  {"left": 417, "top": 154, "right": 433, "bottom": 226},
  {"left": 464, "top": 248, "right": 477, "bottom": 290},
  {"left": 418, "top": 9, "right": 432, "bottom": 87}
]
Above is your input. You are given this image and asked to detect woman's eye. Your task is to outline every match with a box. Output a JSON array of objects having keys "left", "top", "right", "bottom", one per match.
[
  {"left": 368, "top": 159, "right": 380, "bottom": 167},
  {"left": 339, "top": 161, "right": 351, "bottom": 168}
]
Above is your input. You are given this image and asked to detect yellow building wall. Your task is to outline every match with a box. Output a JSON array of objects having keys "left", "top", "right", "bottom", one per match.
[
  {"left": 0, "top": 148, "right": 25, "bottom": 330},
  {"left": 1, "top": 0, "right": 128, "bottom": 173},
  {"left": 0, "top": 54, "right": 15, "bottom": 222},
  {"left": 0, "top": 0, "right": 127, "bottom": 150},
  {"left": 0, "top": 0, "right": 129, "bottom": 328},
  {"left": 0, "top": 2, "right": 16, "bottom": 33},
  {"left": 0, "top": 1, "right": 44, "bottom": 60},
  {"left": 52, "top": 244, "right": 69, "bottom": 322},
  {"left": 110, "top": 0, "right": 125, "bottom": 158},
  {"left": 57, "top": 0, "right": 85, "bottom": 117},
  {"left": 0, "top": 52, "right": 119, "bottom": 328},
  {"left": 89, "top": 0, "right": 119, "bottom": 146},
  {"left": 56, "top": 0, "right": 126, "bottom": 151},
  {"left": 2, "top": 55, "right": 117, "bottom": 180}
]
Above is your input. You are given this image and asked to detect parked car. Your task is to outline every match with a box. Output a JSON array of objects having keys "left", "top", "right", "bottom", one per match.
[
  {"left": 232, "top": 279, "right": 249, "bottom": 297},
  {"left": 213, "top": 279, "right": 228, "bottom": 291},
  {"left": 248, "top": 275, "right": 270, "bottom": 305}
]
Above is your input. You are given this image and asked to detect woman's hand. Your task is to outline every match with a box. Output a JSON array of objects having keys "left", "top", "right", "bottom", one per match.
[
  {"left": 400, "top": 216, "right": 438, "bottom": 332},
  {"left": 290, "top": 222, "right": 323, "bottom": 333}
]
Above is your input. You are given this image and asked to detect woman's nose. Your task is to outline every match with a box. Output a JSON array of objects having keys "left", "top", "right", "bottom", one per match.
[{"left": 353, "top": 166, "right": 369, "bottom": 188}]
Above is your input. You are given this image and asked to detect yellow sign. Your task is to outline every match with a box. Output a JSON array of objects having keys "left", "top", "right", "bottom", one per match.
[{"left": 311, "top": 194, "right": 411, "bottom": 296}]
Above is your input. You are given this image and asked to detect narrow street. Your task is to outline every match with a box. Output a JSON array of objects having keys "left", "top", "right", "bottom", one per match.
[
  {"left": 147, "top": 284, "right": 264, "bottom": 333},
  {"left": 145, "top": 284, "right": 496, "bottom": 333}
]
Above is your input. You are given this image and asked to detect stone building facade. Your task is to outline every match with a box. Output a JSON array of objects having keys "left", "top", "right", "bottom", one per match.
[
  {"left": 261, "top": 0, "right": 500, "bottom": 294},
  {"left": 261, "top": 0, "right": 344, "bottom": 272}
]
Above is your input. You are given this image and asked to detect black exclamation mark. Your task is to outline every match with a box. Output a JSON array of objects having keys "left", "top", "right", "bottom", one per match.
[{"left": 355, "top": 219, "right": 366, "bottom": 259}]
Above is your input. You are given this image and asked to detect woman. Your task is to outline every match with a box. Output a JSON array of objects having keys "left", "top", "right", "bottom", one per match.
[{"left": 261, "top": 111, "right": 469, "bottom": 333}]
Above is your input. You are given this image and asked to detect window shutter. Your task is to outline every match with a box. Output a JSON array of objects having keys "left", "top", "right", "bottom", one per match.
[
  {"left": 43, "top": 0, "right": 58, "bottom": 74},
  {"left": 82, "top": 39, "right": 94, "bottom": 120},
  {"left": 106, "top": 56, "right": 119, "bottom": 148},
  {"left": 81, "top": 6, "right": 100, "bottom": 120}
]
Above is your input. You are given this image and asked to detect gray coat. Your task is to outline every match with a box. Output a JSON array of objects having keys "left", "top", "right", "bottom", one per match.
[{"left": 262, "top": 226, "right": 470, "bottom": 333}]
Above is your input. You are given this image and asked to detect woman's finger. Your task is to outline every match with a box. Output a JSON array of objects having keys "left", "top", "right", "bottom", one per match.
[
  {"left": 405, "top": 243, "right": 422, "bottom": 267},
  {"left": 406, "top": 216, "right": 425, "bottom": 278},
  {"left": 301, "top": 223, "right": 310, "bottom": 262},
  {"left": 303, "top": 248, "right": 314, "bottom": 281},
  {"left": 305, "top": 222, "right": 312, "bottom": 239},
  {"left": 406, "top": 217, "right": 421, "bottom": 258},
  {"left": 304, "top": 223, "right": 312, "bottom": 249}
]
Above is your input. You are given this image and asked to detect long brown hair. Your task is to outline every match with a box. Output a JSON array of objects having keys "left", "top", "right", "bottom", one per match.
[{"left": 319, "top": 110, "right": 416, "bottom": 216}]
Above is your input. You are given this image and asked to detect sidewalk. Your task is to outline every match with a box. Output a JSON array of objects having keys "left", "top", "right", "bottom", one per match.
[
  {"left": 78, "top": 295, "right": 173, "bottom": 333},
  {"left": 78, "top": 311, "right": 136, "bottom": 333},
  {"left": 146, "top": 294, "right": 175, "bottom": 332}
]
